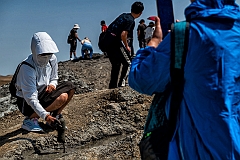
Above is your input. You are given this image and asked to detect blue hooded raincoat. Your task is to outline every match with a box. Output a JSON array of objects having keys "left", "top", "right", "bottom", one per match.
[{"left": 128, "top": 0, "right": 240, "bottom": 159}]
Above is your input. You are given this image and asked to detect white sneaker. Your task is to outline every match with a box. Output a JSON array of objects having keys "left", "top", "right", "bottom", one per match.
[
  {"left": 21, "top": 118, "right": 43, "bottom": 132},
  {"left": 121, "top": 79, "right": 126, "bottom": 87}
]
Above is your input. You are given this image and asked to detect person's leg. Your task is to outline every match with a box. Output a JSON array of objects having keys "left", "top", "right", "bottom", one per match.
[
  {"left": 118, "top": 46, "right": 131, "bottom": 87},
  {"left": 109, "top": 63, "right": 121, "bottom": 89},
  {"left": 29, "top": 92, "right": 69, "bottom": 119},
  {"left": 108, "top": 52, "right": 121, "bottom": 89},
  {"left": 73, "top": 42, "right": 77, "bottom": 59},
  {"left": 89, "top": 48, "right": 93, "bottom": 59},
  {"left": 81, "top": 45, "right": 85, "bottom": 59},
  {"left": 32, "top": 81, "right": 76, "bottom": 118},
  {"left": 44, "top": 88, "right": 75, "bottom": 115},
  {"left": 86, "top": 44, "right": 93, "bottom": 59},
  {"left": 70, "top": 44, "right": 73, "bottom": 59},
  {"left": 138, "top": 40, "right": 142, "bottom": 48}
]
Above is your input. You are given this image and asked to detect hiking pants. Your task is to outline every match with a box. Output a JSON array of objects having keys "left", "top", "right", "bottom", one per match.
[
  {"left": 107, "top": 42, "right": 131, "bottom": 89},
  {"left": 81, "top": 42, "right": 93, "bottom": 59}
]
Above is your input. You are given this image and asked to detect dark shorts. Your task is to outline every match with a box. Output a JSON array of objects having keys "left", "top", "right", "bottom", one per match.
[
  {"left": 17, "top": 81, "right": 76, "bottom": 117},
  {"left": 70, "top": 40, "right": 77, "bottom": 52}
]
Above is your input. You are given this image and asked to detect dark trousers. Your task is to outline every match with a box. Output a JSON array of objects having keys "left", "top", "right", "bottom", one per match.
[
  {"left": 107, "top": 42, "right": 131, "bottom": 89},
  {"left": 138, "top": 38, "right": 146, "bottom": 49}
]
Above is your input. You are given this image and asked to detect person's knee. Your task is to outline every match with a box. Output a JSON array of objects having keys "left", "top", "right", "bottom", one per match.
[{"left": 57, "top": 93, "right": 68, "bottom": 105}]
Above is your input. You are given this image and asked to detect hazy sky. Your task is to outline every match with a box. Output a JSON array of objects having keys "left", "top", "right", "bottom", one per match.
[{"left": 0, "top": 0, "right": 239, "bottom": 75}]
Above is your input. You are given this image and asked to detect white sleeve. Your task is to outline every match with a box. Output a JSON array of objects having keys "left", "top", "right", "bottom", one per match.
[
  {"left": 17, "top": 65, "right": 50, "bottom": 120},
  {"left": 49, "top": 54, "right": 58, "bottom": 88}
]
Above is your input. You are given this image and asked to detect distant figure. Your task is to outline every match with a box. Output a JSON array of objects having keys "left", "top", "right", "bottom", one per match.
[
  {"left": 101, "top": 20, "right": 108, "bottom": 32},
  {"left": 81, "top": 37, "right": 93, "bottom": 59},
  {"left": 100, "top": 20, "right": 108, "bottom": 57},
  {"left": 69, "top": 24, "right": 81, "bottom": 60},
  {"left": 144, "top": 22, "right": 155, "bottom": 45},
  {"left": 137, "top": 19, "right": 147, "bottom": 48},
  {"left": 104, "top": 1, "right": 144, "bottom": 89},
  {"left": 16, "top": 32, "right": 76, "bottom": 133}
]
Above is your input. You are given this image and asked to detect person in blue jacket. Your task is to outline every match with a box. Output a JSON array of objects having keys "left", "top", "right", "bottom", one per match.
[{"left": 129, "top": 0, "right": 240, "bottom": 159}]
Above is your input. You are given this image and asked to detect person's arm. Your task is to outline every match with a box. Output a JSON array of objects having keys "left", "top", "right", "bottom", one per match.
[
  {"left": 75, "top": 32, "right": 81, "bottom": 42},
  {"left": 47, "top": 54, "right": 58, "bottom": 93},
  {"left": 81, "top": 39, "right": 85, "bottom": 45},
  {"left": 121, "top": 30, "right": 131, "bottom": 52},
  {"left": 128, "top": 16, "right": 170, "bottom": 95},
  {"left": 147, "top": 16, "right": 162, "bottom": 48},
  {"left": 17, "top": 65, "right": 50, "bottom": 120}
]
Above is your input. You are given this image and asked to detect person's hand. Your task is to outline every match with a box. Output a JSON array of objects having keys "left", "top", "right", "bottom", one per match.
[
  {"left": 45, "top": 114, "right": 56, "bottom": 124},
  {"left": 126, "top": 46, "right": 131, "bottom": 53},
  {"left": 147, "top": 16, "right": 162, "bottom": 48},
  {"left": 46, "top": 84, "right": 56, "bottom": 93}
]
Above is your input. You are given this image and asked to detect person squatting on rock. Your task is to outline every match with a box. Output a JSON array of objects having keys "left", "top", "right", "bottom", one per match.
[
  {"left": 81, "top": 37, "right": 93, "bottom": 59},
  {"left": 16, "top": 32, "right": 76, "bottom": 132},
  {"left": 105, "top": 1, "right": 144, "bottom": 89},
  {"left": 129, "top": 0, "right": 240, "bottom": 159},
  {"left": 137, "top": 19, "right": 147, "bottom": 48},
  {"left": 69, "top": 24, "right": 81, "bottom": 60}
]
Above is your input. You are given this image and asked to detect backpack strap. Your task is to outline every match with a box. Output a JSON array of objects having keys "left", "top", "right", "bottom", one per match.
[
  {"left": 9, "top": 61, "right": 35, "bottom": 98},
  {"left": 21, "top": 61, "right": 35, "bottom": 69},
  {"left": 168, "top": 21, "right": 190, "bottom": 138}
]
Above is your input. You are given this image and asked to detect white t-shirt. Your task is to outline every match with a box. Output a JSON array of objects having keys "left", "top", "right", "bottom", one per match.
[{"left": 144, "top": 26, "right": 155, "bottom": 40}]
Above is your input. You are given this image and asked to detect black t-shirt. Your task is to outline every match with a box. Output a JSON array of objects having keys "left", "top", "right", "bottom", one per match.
[
  {"left": 137, "top": 23, "right": 147, "bottom": 39},
  {"left": 128, "top": 22, "right": 135, "bottom": 39},
  {"left": 107, "top": 13, "right": 135, "bottom": 39},
  {"left": 70, "top": 29, "right": 77, "bottom": 41}
]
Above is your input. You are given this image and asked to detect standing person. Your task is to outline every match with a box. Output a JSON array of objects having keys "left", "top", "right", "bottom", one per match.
[
  {"left": 137, "top": 19, "right": 146, "bottom": 48},
  {"left": 100, "top": 20, "right": 108, "bottom": 57},
  {"left": 69, "top": 24, "right": 81, "bottom": 60},
  {"left": 101, "top": 20, "right": 108, "bottom": 32},
  {"left": 129, "top": 0, "right": 240, "bottom": 159},
  {"left": 81, "top": 37, "right": 93, "bottom": 59},
  {"left": 105, "top": 1, "right": 144, "bottom": 89},
  {"left": 16, "top": 32, "right": 76, "bottom": 132},
  {"left": 144, "top": 21, "right": 155, "bottom": 45}
]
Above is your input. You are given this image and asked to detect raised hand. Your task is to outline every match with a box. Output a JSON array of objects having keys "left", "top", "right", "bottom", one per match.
[{"left": 147, "top": 16, "right": 162, "bottom": 48}]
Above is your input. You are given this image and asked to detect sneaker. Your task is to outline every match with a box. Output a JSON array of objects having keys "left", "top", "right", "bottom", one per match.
[
  {"left": 118, "top": 79, "right": 126, "bottom": 87},
  {"left": 21, "top": 118, "right": 43, "bottom": 132}
]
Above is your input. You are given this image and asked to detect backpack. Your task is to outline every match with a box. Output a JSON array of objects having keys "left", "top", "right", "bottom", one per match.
[
  {"left": 67, "top": 34, "right": 72, "bottom": 44},
  {"left": 98, "top": 32, "right": 107, "bottom": 52},
  {"left": 138, "top": 21, "right": 190, "bottom": 160},
  {"left": 9, "top": 61, "right": 34, "bottom": 98},
  {"left": 98, "top": 31, "right": 118, "bottom": 53}
]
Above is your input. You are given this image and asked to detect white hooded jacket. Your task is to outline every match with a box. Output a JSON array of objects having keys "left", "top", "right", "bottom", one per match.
[{"left": 16, "top": 32, "right": 59, "bottom": 120}]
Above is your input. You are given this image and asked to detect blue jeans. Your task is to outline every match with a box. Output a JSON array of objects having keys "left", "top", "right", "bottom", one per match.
[{"left": 81, "top": 43, "right": 93, "bottom": 58}]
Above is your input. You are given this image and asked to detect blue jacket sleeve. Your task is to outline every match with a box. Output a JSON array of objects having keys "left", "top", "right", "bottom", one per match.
[{"left": 128, "top": 34, "right": 171, "bottom": 95}]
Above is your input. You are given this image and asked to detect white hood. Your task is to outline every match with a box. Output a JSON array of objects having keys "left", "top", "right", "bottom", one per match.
[{"left": 31, "top": 32, "right": 59, "bottom": 67}]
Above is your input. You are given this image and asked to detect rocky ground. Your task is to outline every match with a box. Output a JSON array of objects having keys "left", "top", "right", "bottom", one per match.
[{"left": 0, "top": 54, "right": 152, "bottom": 160}]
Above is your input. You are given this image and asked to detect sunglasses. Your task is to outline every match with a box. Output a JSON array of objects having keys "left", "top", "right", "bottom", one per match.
[{"left": 39, "top": 53, "right": 53, "bottom": 56}]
